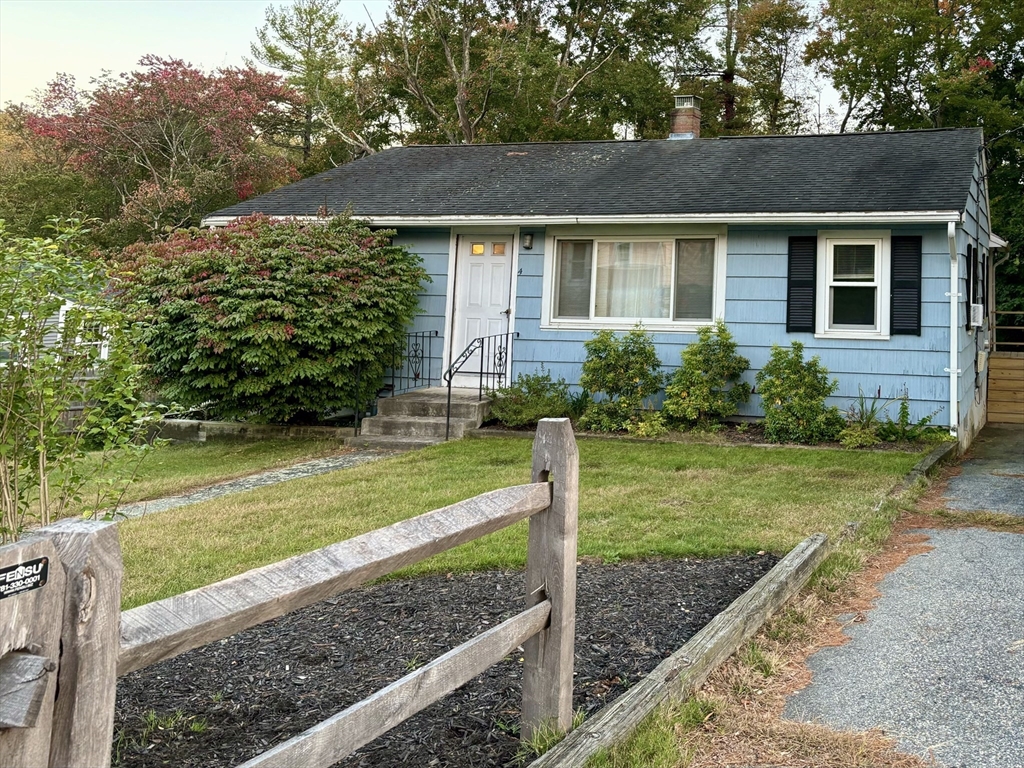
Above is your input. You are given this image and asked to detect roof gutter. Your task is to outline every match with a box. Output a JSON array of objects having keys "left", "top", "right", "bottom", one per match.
[
  {"left": 201, "top": 210, "right": 963, "bottom": 228},
  {"left": 947, "top": 221, "right": 959, "bottom": 440}
]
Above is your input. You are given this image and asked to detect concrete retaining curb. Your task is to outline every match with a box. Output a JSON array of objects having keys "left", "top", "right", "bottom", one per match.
[
  {"left": 158, "top": 419, "right": 353, "bottom": 442},
  {"left": 531, "top": 533, "right": 831, "bottom": 767}
]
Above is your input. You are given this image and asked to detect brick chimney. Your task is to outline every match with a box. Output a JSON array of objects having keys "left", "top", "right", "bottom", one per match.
[{"left": 669, "top": 95, "right": 701, "bottom": 140}]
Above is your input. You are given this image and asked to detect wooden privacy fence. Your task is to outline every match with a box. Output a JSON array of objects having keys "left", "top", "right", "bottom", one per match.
[{"left": 0, "top": 418, "right": 579, "bottom": 768}]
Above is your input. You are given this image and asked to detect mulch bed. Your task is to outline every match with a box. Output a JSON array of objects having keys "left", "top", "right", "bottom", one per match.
[
  {"left": 114, "top": 554, "right": 777, "bottom": 767},
  {"left": 478, "top": 420, "right": 924, "bottom": 451}
]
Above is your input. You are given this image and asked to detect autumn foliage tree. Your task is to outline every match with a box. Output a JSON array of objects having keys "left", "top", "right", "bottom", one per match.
[{"left": 22, "top": 56, "right": 299, "bottom": 243}]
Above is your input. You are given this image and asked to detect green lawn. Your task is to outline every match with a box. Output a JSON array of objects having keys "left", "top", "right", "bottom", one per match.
[
  {"left": 86, "top": 439, "right": 351, "bottom": 509},
  {"left": 118, "top": 438, "right": 922, "bottom": 609}
]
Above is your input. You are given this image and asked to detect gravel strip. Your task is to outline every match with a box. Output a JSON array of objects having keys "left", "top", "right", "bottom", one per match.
[
  {"left": 785, "top": 528, "right": 1024, "bottom": 768},
  {"left": 114, "top": 554, "right": 778, "bottom": 767},
  {"left": 115, "top": 450, "right": 391, "bottom": 518}
]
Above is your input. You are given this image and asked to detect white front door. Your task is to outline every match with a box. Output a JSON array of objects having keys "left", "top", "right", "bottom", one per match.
[{"left": 450, "top": 235, "right": 514, "bottom": 386}]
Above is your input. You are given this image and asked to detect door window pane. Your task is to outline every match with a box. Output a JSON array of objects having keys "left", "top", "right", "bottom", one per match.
[
  {"left": 555, "top": 240, "right": 593, "bottom": 319},
  {"left": 594, "top": 241, "right": 673, "bottom": 318},
  {"left": 471, "top": 242, "right": 484, "bottom": 255},
  {"left": 674, "top": 239, "right": 714, "bottom": 320}
]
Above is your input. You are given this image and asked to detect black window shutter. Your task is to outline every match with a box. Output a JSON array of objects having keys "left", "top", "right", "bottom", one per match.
[
  {"left": 786, "top": 236, "right": 817, "bottom": 333},
  {"left": 891, "top": 235, "right": 922, "bottom": 336}
]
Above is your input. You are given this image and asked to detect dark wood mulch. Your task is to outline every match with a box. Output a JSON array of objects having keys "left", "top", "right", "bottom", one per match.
[
  {"left": 479, "top": 420, "right": 924, "bottom": 451},
  {"left": 114, "top": 555, "right": 778, "bottom": 768}
]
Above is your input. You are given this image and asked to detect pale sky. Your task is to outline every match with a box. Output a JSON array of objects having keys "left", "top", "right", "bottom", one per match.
[{"left": 0, "top": 0, "right": 391, "bottom": 106}]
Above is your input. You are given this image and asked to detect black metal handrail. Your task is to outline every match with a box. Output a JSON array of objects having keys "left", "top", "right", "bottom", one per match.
[
  {"left": 443, "top": 331, "right": 517, "bottom": 440},
  {"left": 383, "top": 329, "right": 441, "bottom": 397},
  {"left": 354, "top": 330, "right": 441, "bottom": 434}
]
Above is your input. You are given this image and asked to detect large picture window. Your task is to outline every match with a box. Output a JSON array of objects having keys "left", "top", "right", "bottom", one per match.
[{"left": 552, "top": 237, "right": 716, "bottom": 324}]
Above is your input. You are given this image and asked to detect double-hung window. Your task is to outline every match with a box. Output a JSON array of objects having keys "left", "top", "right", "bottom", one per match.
[
  {"left": 816, "top": 231, "right": 889, "bottom": 338},
  {"left": 551, "top": 236, "right": 718, "bottom": 327}
]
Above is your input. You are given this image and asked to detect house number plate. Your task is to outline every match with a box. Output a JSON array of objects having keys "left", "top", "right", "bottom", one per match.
[{"left": 0, "top": 557, "right": 49, "bottom": 600}]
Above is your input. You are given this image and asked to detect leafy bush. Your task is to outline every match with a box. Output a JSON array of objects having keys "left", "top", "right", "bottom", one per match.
[
  {"left": 578, "top": 327, "right": 664, "bottom": 433},
  {"left": 754, "top": 342, "right": 844, "bottom": 444},
  {"left": 489, "top": 368, "right": 573, "bottom": 427},
  {"left": 663, "top": 320, "right": 751, "bottom": 427},
  {"left": 876, "top": 395, "right": 942, "bottom": 443},
  {"left": 626, "top": 408, "right": 669, "bottom": 438},
  {"left": 839, "top": 387, "right": 889, "bottom": 448},
  {"left": 1, "top": 219, "right": 160, "bottom": 541},
  {"left": 115, "top": 214, "right": 428, "bottom": 423}
]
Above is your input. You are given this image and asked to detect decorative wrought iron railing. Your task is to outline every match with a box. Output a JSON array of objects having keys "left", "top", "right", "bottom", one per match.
[
  {"left": 443, "top": 332, "right": 517, "bottom": 440},
  {"left": 383, "top": 329, "right": 441, "bottom": 396},
  {"left": 353, "top": 330, "right": 441, "bottom": 433}
]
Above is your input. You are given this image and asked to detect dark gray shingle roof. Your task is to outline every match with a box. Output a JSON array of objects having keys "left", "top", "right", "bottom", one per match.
[{"left": 209, "top": 128, "right": 981, "bottom": 220}]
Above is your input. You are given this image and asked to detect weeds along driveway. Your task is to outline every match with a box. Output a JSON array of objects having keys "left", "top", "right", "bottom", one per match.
[{"left": 786, "top": 426, "right": 1024, "bottom": 768}]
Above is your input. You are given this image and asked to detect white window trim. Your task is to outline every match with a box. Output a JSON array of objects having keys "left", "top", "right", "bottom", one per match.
[
  {"left": 815, "top": 229, "right": 891, "bottom": 340},
  {"left": 541, "top": 225, "right": 727, "bottom": 332},
  {"left": 58, "top": 301, "right": 110, "bottom": 360}
]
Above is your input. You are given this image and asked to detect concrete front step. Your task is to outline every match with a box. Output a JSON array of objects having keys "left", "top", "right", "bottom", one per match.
[
  {"left": 359, "top": 415, "right": 479, "bottom": 439},
  {"left": 346, "top": 435, "right": 443, "bottom": 452},
  {"left": 376, "top": 388, "right": 491, "bottom": 422}
]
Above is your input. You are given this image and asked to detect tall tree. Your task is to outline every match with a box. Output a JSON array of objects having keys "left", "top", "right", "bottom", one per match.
[
  {"left": 355, "top": 0, "right": 714, "bottom": 143},
  {"left": 250, "top": 0, "right": 349, "bottom": 166},
  {"left": 806, "top": 0, "right": 1024, "bottom": 314},
  {"left": 24, "top": 57, "right": 298, "bottom": 243},
  {"left": 739, "top": 0, "right": 811, "bottom": 133}
]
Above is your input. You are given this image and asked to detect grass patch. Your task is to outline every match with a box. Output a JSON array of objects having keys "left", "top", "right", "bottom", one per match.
[
  {"left": 82, "top": 439, "right": 350, "bottom": 510},
  {"left": 590, "top": 701, "right": 695, "bottom": 768},
  {"left": 119, "top": 438, "right": 920, "bottom": 608}
]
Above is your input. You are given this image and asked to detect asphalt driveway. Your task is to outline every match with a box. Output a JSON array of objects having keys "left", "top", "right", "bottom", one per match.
[{"left": 784, "top": 424, "right": 1024, "bottom": 768}]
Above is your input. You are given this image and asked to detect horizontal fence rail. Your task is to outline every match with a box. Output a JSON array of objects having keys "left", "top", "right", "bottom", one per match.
[
  {"left": 0, "top": 419, "right": 579, "bottom": 768},
  {"left": 239, "top": 600, "right": 553, "bottom": 768},
  {"left": 117, "top": 481, "right": 552, "bottom": 676},
  {"left": 994, "top": 310, "right": 1024, "bottom": 353}
]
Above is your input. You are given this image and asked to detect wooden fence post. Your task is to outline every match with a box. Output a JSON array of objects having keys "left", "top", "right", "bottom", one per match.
[
  {"left": 42, "top": 519, "right": 122, "bottom": 768},
  {"left": 0, "top": 536, "right": 66, "bottom": 767},
  {"left": 522, "top": 418, "right": 579, "bottom": 741}
]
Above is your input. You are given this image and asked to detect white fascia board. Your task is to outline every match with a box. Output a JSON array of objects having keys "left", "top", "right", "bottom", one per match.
[
  {"left": 201, "top": 210, "right": 962, "bottom": 228},
  {"left": 990, "top": 232, "right": 1008, "bottom": 249}
]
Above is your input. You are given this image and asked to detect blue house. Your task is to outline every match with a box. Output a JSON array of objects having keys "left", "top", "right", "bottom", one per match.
[{"left": 204, "top": 97, "right": 1003, "bottom": 448}]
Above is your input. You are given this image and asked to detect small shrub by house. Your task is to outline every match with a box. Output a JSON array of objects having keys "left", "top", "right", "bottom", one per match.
[
  {"left": 755, "top": 342, "right": 844, "bottom": 444},
  {"left": 578, "top": 327, "right": 666, "bottom": 436},
  {"left": 664, "top": 320, "right": 751, "bottom": 428}
]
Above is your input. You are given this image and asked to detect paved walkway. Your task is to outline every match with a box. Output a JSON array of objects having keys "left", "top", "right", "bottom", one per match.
[
  {"left": 785, "top": 424, "right": 1024, "bottom": 768},
  {"left": 116, "top": 449, "right": 391, "bottom": 518},
  {"left": 944, "top": 423, "right": 1024, "bottom": 516}
]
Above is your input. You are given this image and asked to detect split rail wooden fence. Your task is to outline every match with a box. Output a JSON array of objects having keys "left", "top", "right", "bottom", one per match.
[{"left": 0, "top": 418, "right": 579, "bottom": 768}]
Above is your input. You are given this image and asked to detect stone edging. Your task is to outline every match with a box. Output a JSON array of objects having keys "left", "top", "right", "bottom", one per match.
[
  {"left": 530, "top": 533, "right": 830, "bottom": 767},
  {"left": 158, "top": 419, "right": 353, "bottom": 442}
]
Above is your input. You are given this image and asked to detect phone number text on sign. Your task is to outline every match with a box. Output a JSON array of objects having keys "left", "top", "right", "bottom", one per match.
[{"left": 0, "top": 556, "right": 50, "bottom": 599}]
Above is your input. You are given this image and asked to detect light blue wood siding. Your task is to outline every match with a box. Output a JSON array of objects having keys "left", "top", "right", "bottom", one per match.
[
  {"left": 503, "top": 224, "right": 954, "bottom": 426},
  {"left": 957, "top": 153, "right": 992, "bottom": 440},
  {"left": 393, "top": 228, "right": 450, "bottom": 384}
]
